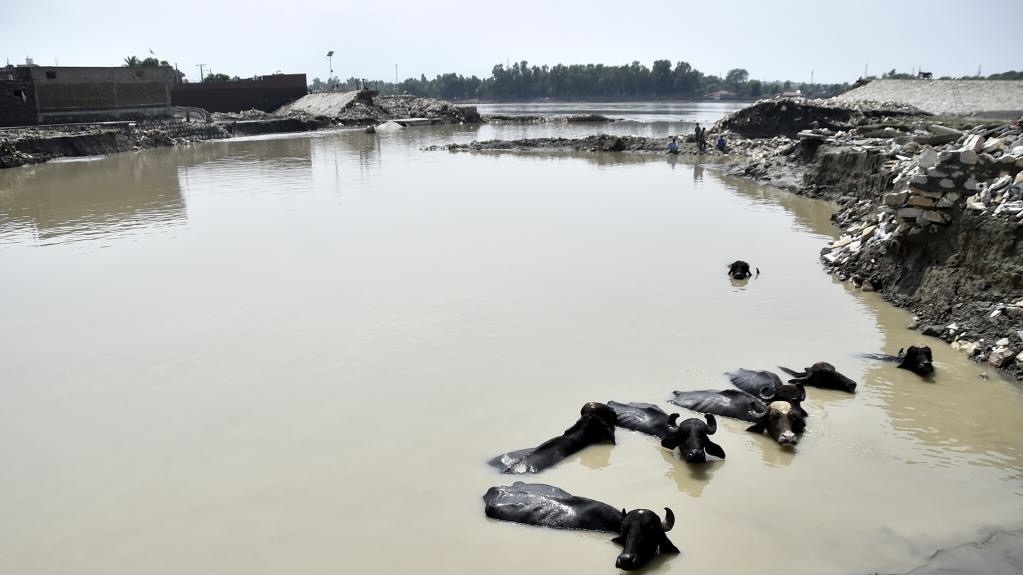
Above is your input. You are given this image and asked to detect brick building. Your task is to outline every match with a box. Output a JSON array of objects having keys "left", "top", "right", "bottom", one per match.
[
  {"left": 0, "top": 65, "right": 176, "bottom": 126},
  {"left": 171, "top": 74, "right": 307, "bottom": 113}
]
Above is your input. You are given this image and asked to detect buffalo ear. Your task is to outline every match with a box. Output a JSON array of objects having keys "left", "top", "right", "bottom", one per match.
[
  {"left": 704, "top": 413, "right": 717, "bottom": 434},
  {"left": 659, "top": 535, "right": 681, "bottom": 554},
  {"left": 746, "top": 420, "right": 766, "bottom": 433},
  {"left": 602, "top": 422, "right": 617, "bottom": 444},
  {"left": 660, "top": 436, "right": 680, "bottom": 450},
  {"left": 703, "top": 438, "right": 726, "bottom": 459},
  {"left": 611, "top": 534, "right": 626, "bottom": 545},
  {"left": 787, "top": 378, "right": 806, "bottom": 385},
  {"left": 758, "top": 385, "right": 773, "bottom": 400}
]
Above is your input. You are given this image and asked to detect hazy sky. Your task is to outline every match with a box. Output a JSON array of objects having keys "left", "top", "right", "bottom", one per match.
[{"left": 3, "top": 0, "right": 1021, "bottom": 85}]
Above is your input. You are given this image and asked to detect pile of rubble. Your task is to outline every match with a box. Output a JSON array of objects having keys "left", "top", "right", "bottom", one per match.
[
  {"left": 715, "top": 97, "right": 926, "bottom": 138},
  {"left": 821, "top": 119, "right": 1023, "bottom": 265},
  {"left": 376, "top": 95, "right": 481, "bottom": 124}
]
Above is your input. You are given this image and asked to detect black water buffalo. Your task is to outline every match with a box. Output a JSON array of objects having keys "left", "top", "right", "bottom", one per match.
[
  {"left": 608, "top": 401, "right": 676, "bottom": 439},
  {"left": 483, "top": 482, "right": 679, "bottom": 571},
  {"left": 669, "top": 389, "right": 767, "bottom": 423},
  {"left": 727, "top": 260, "right": 759, "bottom": 279},
  {"left": 746, "top": 400, "right": 806, "bottom": 446},
  {"left": 727, "top": 369, "right": 808, "bottom": 417},
  {"left": 660, "top": 413, "right": 725, "bottom": 463},
  {"left": 671, "top": 390, "right": 805, "bottom": 447},
  {"left": 779, "top": 362, "right": 857, "bottom": 392},
  {"left": 488, "top": 402, "right": 617, "bottom": 474},
  {"left": 865, "top": 346, "right": 935, "bottom": 376},
  {"left": 608, "top": 402, "right": 725, "bottom": 463}
]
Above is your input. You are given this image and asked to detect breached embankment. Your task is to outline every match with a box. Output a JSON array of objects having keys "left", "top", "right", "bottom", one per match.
[
  {"left": 1, "top": 91, "right": 481, "bottom": 168},
  {"left": 720, "top": 99, "right": 1023, "bottom": 379},
  {"left": 427, "top": 97, "right": 1023, "bottom": 380}
]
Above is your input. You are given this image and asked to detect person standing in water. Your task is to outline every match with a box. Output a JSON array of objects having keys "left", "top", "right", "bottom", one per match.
[{"left": 667, "top": 136, "right": 679, "bottom": 154}]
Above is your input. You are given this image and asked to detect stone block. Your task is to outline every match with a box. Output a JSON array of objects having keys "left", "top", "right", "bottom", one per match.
[
  {"left": 918, "top": 148, "right": 938, "bottom": 168},
  {"left": 921, "top": 210, "right": 950, "bottom": 224},
  {"left": 959, "top": 149, "right": 978, "bottom": 165},
  {"left": 963, "top": 134, "right": 985, "bottom": 152},
  {"left": 989, "top": 347, "right": 1017, "bottom": 368},
  {"left": 884, "top": 191, "right": 911, "bottom": 206},
  {"left": 908, "top": 195, "right": 936, "bottom": 207},
  {"left": 939, "top": 178, "right": 955, "bottom": 189},
  {"left": 989, "top": 175, "right": 1011, "bottom": 192},
  {"left": 936, "top": 193, "right": 960, "bottom": 208},
  {"left": 897, "top": 207, "right": 924, "bottom": 219}
]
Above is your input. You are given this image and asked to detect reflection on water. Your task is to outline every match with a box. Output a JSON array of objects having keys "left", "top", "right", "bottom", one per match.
[
  {"left": 0, "top": 151, "right": 185, "bottom": 246},
  {"left": 0, "top": 113, "right": 1021, "bottom": 575}
]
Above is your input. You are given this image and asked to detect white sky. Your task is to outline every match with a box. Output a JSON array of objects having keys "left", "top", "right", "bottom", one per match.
[{"left": 3, "top": 0, "right": 1021, "bottom": 85}]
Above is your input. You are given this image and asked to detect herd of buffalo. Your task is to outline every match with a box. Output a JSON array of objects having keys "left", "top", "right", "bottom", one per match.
[{"left": 482, "top": 261, "right": 938, "bottom": 571}]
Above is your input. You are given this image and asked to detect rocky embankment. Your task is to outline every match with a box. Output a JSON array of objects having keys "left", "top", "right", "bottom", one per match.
[
  {"left": 0, "top": 121, "right": 230, "bottom": 169},
  {"left": 1, "top": 91, "right": 479, "bottom": 168},
  {"left": 714, "top": 98, "right": 1023, "bottom": 379}
]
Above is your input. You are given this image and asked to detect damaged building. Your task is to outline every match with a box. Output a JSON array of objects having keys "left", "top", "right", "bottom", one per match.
[{"left": 0, "top": 65, "right": 177, "bottom": 126}]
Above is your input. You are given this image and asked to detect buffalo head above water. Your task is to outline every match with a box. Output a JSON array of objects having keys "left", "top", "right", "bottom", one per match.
[
  {"left": 660, "top": 413, "right": 725, "bottom": 463},
  {"left": 613, "top": 507, "right": 680, "bottom": 571},
  {"left": 727, "top": 260, "right": 759, "bottom": 280},
  {"left": 898, "top": 346, "right": 934, "bottom": 376}
]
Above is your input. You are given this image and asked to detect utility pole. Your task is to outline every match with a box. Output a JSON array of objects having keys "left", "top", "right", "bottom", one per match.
[
  {"left": 196, "top": 63, "right": 206, "bottom": 82},
  {"left": 810, "top": 69, "right": 814, "bottom": 84},
  {"left": 325, "top": 51, "right": 334, "bottom": 91},
  {"left": 977, "top": 64, "right": 982, "bottom": 77},
  {"left": 395, "top": 64, "right": 398, "bottom": 84}
]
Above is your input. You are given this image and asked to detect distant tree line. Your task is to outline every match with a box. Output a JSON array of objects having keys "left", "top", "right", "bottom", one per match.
[
  {"left": 122, "top": 55, "right": 186, "bottom": 82},
  {"left": 309, "top": 60, "right": 1023, "bottom": 101},
  {"left": 310, "top": 60, "right": 850, "bottom": 100}
]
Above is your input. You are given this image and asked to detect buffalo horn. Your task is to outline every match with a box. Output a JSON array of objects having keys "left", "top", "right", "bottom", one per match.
[
  {"left": 661, "top": 508, "right": 675, "bottom": 532},
  {"left": 666, "top": 413, "right": 680, "bottom": 427},
  {"left": 704, "top": 413, "right": 717, "bottom": 434}
]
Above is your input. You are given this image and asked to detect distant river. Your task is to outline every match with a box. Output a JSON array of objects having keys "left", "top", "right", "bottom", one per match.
[{"left": 0, "top": 102, "right": 1020, "bottom": 574}]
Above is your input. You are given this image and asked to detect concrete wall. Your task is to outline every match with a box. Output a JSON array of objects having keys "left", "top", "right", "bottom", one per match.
[
  {"left": 26, "top": 66, "right": 175, "bottom": 113},
  {"left": 172, "top": 74, "right": 307, "bottom": 113}
]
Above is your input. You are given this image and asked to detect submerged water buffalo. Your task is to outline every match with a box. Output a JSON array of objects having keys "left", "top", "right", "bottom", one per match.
[
  {"left": 727, "top": 260, "right": 759, "bottom": 280},
  {"left": 608, "top": 401, "right": 725, "bottom": 463},
  {"left": 727, "top": 369, "right": 808, "bottom": 417},
  {"left": 669, "top": 389, "right": 767, "bottom": 422},
  {"left": 746, "top": 400, "right": 806, "bottom": 446},
  {"left": 483, "top": 482, "right": 679, "bottom": 571},
  {"left": 865, "top": 345, "right": 935, "bottom": 376},
  {"left": 488, "top": 402, "right": 617, "bottom": 474},
  {"left": 779, "top": 362, "right": 857, "bottom": 392}
]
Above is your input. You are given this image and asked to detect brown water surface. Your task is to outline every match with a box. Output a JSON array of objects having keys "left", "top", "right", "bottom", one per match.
[{"left": 0, "top": 123, "right": 1020, "bottom": 574}]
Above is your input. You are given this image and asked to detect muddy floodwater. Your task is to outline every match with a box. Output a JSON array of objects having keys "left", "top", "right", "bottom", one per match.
[{"left": 1, "top": 112, "right": 1021, "bottom": 574}]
